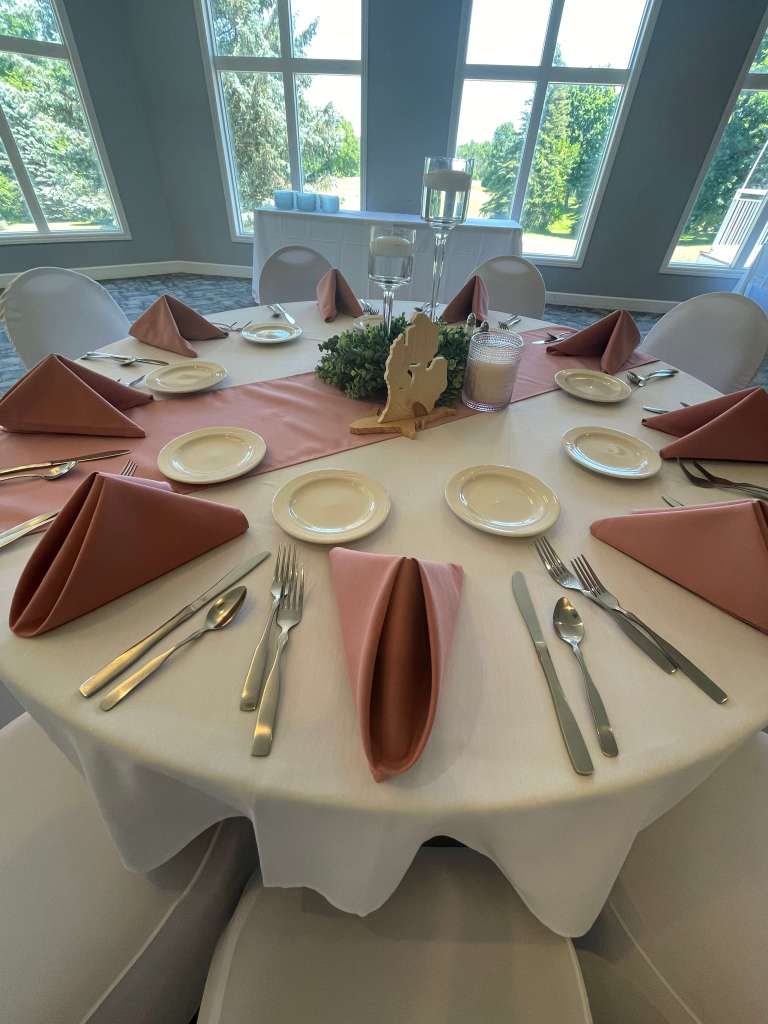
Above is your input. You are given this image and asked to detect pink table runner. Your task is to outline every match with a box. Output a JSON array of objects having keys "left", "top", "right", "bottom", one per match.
[{"left": 0, "top": 330, "right": 656, "bottom": 530}]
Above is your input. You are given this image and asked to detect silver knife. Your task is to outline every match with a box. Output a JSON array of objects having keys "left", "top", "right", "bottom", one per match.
[
  {"left": 0, "top": 511, "right": 57, "bottom": 551},
  {"left": 83, "top": 352, "right": 169, "bottom": 365},
  {"left": 269, "top": 302, "right": 296, "bottom": 325},
  {"left": 79, "top": 551, "right": 270, "bottom": 696},
  {"left": 511, "top": 572, "right": 594, "bottom": 776},
  {"left": 0, "top": 449, "right": 131, "bottom": 476}
]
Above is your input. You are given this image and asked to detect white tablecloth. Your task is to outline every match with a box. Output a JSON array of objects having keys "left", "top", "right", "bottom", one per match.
[
  {"left": 1, "top": 301, "right": 767, "bottom": 937},
  {"left": 252, "top": 207, "right": 523, "bottom": 302}
]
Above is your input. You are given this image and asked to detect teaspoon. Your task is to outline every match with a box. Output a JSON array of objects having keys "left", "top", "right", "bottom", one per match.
[{"left": 0, "top": 460, "right": 77, "bottom": 483}]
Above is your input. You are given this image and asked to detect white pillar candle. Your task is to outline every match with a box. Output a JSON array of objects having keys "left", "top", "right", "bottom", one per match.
[
  {"left": 464, "top": 352, "right": 520, "bottom": 407},
  {"left": 371, "top": 235, "right": 413, "bottom": 257},
  {"left": 423, "top": 169, "right": 472, "bottom": 191}
]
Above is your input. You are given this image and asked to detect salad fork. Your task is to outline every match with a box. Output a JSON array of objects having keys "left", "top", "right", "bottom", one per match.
[
  {"left": 252, "top": 565, "right": 304, "bottom": 756},
  {"left": 627, "top": 369, "right": 678, "bottom": 388},
  {"left": 572, "top": 555, "right": 728, "bottom": 705},
  {"left": 534, "top": 537, "right": 675, "bottom": 673},
  {"left": 240, "top": 545, "right": 295, "bottom": 711},
  {"left": 679, "top": 460, "right": 768, "bottom": 501}
]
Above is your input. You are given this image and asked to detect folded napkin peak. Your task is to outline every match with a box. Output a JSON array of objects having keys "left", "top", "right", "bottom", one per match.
[
  {"left": 10, "top": 471, "right": 248, "bottom": 637},
  {"left": 643, "top": 387, "right": 768, "bottom": 462},
  {"left": 547, "top": 308, "right": 640, "bottom": 374},
  {"left": 316, "top": 269, "right": 364, "bottom": 322},
  {"left": 442, "top": 275, "right": 489, "bottom": 324},
  {"left": 591, "top": 499, "right": 768, "bottom": 634},
  {"left": 329, "top": 548, "right": 463, "bottom": 782},
  {"left": 0, "top": 353, "right": 151, "bottom": 437},
  {"left": 129, "top": 294, "right": 227, "bottom": 357}
]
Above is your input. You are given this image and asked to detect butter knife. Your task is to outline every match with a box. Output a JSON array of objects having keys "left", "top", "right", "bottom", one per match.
[
  {"left": 512, "top": 572, "right": 594, "bottom": 776},
  {"left": 268, "top": 302, "right": 296, "bottom": 325},
  {"left": 0, "top": 511, "right": 57, "bottom": 551},
  {"left": 0, "top": 449, "right": 131, "bottom": 476},
  {"left": 79, "top": 551, "right": 270, "bottom": 696}
]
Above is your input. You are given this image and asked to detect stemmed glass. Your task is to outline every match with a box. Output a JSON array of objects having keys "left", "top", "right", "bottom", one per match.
[
  {"left": 368, "top": 225, "right": 415, "bottom": 333},
  {"left": 421, "top": 156, "right": 473, "bottom": 322}
]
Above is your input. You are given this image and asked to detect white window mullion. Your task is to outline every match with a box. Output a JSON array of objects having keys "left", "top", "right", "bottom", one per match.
[
  {"left": 733, "top": 192, "right": 768, "bottom": 268},
  {"left": 278, "top": 0, "right": 302, "bottom": 190},
  {"left": 510, "top": 0, "right": 565, "bottom": 220},
  {"left": 0, "top": 104, "right": 48, "bottom": 231},
  {"left": 0, "top": 34, "right": 65, "bottom": 59}
]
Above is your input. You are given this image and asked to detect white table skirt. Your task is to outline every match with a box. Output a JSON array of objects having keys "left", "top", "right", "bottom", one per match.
[
  {"left": 1, "top": 301, "right": 767, "bottom": 937},
  {"left": 252, "top": 207, "right": 523, "bottom": 303}
]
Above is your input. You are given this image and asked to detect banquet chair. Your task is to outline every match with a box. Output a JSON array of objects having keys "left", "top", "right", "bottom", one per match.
[
  {"left": 258, "top": 245, "right": 332, "bottom": 304},
  {"left": 0, "top": 266, "right": 130, "bottom": 369},
  {"left": 641, "top": 291, "right": 768, "bottom": 392},
  {"left": 576, "top": 732, "right": 768, "bottom": 1024},
  {"left": 473, "top": 254, "right": 546, "bottom": 318},
  {"left": 198, "top": 848, "right": 594, "bottom": 1024},
  {"left": 0, "top": 713, "right": 258, "bottom": 1024}
]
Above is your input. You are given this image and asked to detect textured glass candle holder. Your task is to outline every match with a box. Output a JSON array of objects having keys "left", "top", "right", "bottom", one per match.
[
  {"left": 296, "top": 192, "right": 318, "bottom": 211},
  {"left": 318, "top": 194, "right": 340, "bottom": 212},
  {"left": 274, "top": 189, "right": 296, "bottom": 210},
  {"left": 462, "top": 331, "right": 524, "bottom": 411}
]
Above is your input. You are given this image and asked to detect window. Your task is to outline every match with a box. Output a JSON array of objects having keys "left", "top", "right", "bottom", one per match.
[
  {"left": 0, "top": 0, "right": 125, "bottom": 240},
  {"left": 198, "top": 0, "right": 364, "bottom": 237},
  {"left": 453, "top": 0, "right": 655, "bottom": 261},
  {"left": 666, "top": 23, "right": 768, "bottom": 273}
]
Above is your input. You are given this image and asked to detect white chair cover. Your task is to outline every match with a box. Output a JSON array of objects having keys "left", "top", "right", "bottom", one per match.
[
  {"left": 577, "top": 732, "right": 768, "bottom": 1024},
  {"left": 473, "top": 254, "right": 546, "bottom": 317},
  {"left": 0, "top": 267, "right": 129, "bottom": 369},
  {"left": 0, "top": 714, "right": 257, "bottom": 1024},
  {"left": 641, "top": 291, "right": 768, "bottom": 392},
  {"left": 258, "top": 245, "right": 332, "bottom": 304},
  {"left": 199, "top": 848, "right": 593, "bottom": 1024}
]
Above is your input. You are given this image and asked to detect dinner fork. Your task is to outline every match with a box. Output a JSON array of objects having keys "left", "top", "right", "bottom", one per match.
[
  {"left": 680, "top": 460, "right": 768, "bottom": 501},
  {"left": 252, "top": 565, "right": 304, "bottom": 756},
  {"left": 662, "top": 495, "right": 686, "bottom": 507},
  {"left": 360, "top": 300, "right": 378, "bottom": 315},
  {"left": 534, "top": 537, "right": 676, "bottom": 673},
  {"left": 572, "top": 555, "right": 728, "bottom": 705},
  {"left": 627, "top": 369, "right": 679, "bottom": 388},
  {"left": 240, "top": 545, "right": 295, "bottom": 711},
  {"left": 120, "top": 459, "right": 138, "bottom": 477}
]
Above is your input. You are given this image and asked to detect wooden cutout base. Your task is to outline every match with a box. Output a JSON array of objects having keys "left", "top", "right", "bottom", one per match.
[{"left": 350, "top": 406, "right": 457, "bottom": 440}]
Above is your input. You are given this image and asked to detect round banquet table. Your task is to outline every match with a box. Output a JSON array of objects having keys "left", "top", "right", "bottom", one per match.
[{"left": 1, "top": 299, "right": 766, "bottom": 938}]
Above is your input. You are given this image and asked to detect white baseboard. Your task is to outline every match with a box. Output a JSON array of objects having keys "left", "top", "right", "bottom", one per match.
[
  {"left": 546, "top": 291, "right": 676, "bottom": 314},
  {"left": 0, "top": 259, "right": 252, "bottom": 287}
]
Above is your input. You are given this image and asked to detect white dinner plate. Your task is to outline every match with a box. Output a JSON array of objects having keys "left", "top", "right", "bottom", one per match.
[
  {"left": 554, "top": 369, "right": 632, "bottom": 404},
  {"left": 445, "top": 465, "right": 560, "bottom": 537},
  {"left": 561, "top": 426, "right": 662, "bottom": 479},
  {"left": 241, "top": 322, "right": 303, "bottom": 345},
  {"left": 272, "top": 469, "right": 390, "bottom": 544},
  {"left": 144, "top": 360, "right": 227, "bottom": 395},
  {"left": 157, "top": 426, "right": 267, "bottom": 484}
]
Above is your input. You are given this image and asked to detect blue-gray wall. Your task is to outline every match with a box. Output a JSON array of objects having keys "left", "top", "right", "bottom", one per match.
[{"left": 0, "top": 0, "right": 766, "bottom": 305}]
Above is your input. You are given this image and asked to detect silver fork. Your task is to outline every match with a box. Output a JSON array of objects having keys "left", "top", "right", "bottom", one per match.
[
  {"left": 534, "top": 537, "right": 676, "bottom": 673},
  {"left": 678, "top": 459, "right": 768, "bottom": 500},
  {"left": 240, "top": 545, "right": 295, "bottom": 711},
  {"left": 121, "top": 459, "right": 137, "bottom": 477},
  {"left": 687, "top": 460, "right": 768, "bottom": 501},
  {"left": 360, "top": 300, "right": 378, "bottom": 315},
  {"left": 662, "top": 495, "right": 685, "bottom": 507},
  {"left": 252, "top": 564, "right": 304, "bottom": 756},
  {"left": 572, "top": 555, "right": 728, "bottom": 705}
]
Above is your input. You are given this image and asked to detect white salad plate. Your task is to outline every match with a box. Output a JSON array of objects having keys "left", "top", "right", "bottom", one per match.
[
  {"left": 157, "top": 426, "right": 267, "bottom": 484},
  {"left": 241, "top": 322, "right": 303, "bottom": 344},
  {"left": 554, "top": 368, "right": 632, "bottom": 404},
  {"left": 561, "top": 426, "right": 662, "bottom": 479},
  {"left": 272, "top": 469, "right": 390, "bottom": 544},
  {"left": 144, "top": 360, "right": 227, "bottom": 395},
  {"left": 444, "top": 465, "right": 560, "bottom": 537}
]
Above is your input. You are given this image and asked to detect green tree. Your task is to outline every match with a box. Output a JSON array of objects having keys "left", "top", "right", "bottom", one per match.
[
  {"left": 564, "top": 85, "right": 618, "bottom": 213},
  {"left": 478, "top": 121, "right": 524, "bottom": 217},
  {"left": 522, "top": 86, "right": 577, "bottom": 232},
  {"left": 457, "top": 138, "right": 491, "bottom": 179}
]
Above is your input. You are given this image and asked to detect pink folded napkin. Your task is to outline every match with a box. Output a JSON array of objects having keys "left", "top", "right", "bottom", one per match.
[
  {"left": 129, "top": 294, "right": 227, "bottom": 357},
  {"left": 329, "top": 548, "right": 463, "bottom": 781},
  {"left": 643, "top": 386, "right": 768, "bottom": 461},
  {"left": 547, "top": 309, "right": 640, "bottom": 374},
  {"left": 591, "top": 499, "right": 768, "bottom": 634},
  {"left": 0, "top": 354, "right": 151, "bottom": 437},
  {"left": 316, "top": 269, "right": 364, "bottom": 322},
  {"left": 10, "top": 471, "right": 248, "bottom": 637},
  {"left": 442, "top": 275, "right": 489, "bottom": 324}
]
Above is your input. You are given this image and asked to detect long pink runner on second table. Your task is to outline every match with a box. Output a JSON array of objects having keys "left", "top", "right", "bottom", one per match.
[{"left": 0, "top": 329, "right": 656, "bottom": 530}]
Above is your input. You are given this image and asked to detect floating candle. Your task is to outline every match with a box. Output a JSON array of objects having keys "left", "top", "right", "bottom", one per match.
[
  {"left": 371, "top": 235, "right": 413, "bottom": 258},
  {"left": 423, "top": 169, "right": 472, "bottom": 191}
]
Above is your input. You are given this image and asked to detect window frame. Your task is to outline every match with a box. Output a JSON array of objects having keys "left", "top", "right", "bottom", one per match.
[
  {"left": 660, "top": 10, "right": 768, "bottom": 278},
  {"left": 196, "top": 0, "right": 368, "bottom": 242},
  {"left": 0, "top": 0, "right": 129, "bottom": 244},
  {"left": 448, "top": 0, "right": 660, "bottom": 267}
]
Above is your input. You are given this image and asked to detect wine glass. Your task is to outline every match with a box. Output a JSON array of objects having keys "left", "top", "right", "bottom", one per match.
[
  {"left": 368, "top": 225, "right": 415, "bottom": 333},
  {"left": 421, "top": 156, "right": 473, "bottom": 322}
]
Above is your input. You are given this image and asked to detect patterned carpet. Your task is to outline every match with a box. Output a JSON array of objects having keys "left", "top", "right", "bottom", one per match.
[{"left": 0, "top": 273, "right": 765, "bottom": 392}]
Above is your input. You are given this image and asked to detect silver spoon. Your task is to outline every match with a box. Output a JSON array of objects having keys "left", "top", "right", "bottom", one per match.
[
  {"left": 627, "top": 369, "right": 678, "bottom": 388},
  {"left": 0, "top": 459, "right": 77, "bottom": 484},
  {"left": 531, "top": 330, "right": 568, "bottom": 345},
  {"left": 553, "top": 597, "right": 618, "bottom": 758},
  {"left": 100, "top": 586, "right": 247, "bottom": 710}
]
